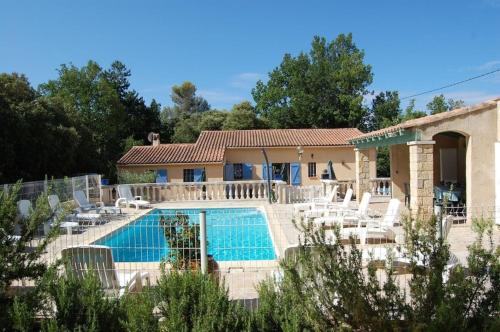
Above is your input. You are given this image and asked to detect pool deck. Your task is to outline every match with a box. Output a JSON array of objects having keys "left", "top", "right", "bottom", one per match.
[{"left": 41, "top": 198, "right": 499, "bottom": 300}]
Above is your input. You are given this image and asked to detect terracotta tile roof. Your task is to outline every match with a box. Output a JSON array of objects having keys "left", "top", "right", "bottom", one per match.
[
  {"left": 118, "top": 128, "right": 362, "bottom": 165},
  {"left": 197, "top": 128, "right": 363, "bottom": 148},
  {"left": 351, "top": 97, "right": 500, "bottom": 141}
]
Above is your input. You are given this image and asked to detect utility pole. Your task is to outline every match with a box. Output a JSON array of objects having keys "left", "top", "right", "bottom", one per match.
[{"left": 261, "top": 148, "right": 272, "bottom": 204}]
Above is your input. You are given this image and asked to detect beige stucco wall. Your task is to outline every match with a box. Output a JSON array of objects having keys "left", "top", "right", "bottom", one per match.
[
  {"left": 224, "top": 146, "right": 370, "bottom": 185},
  {"left": 417, "top": 105, "right": 498, "bottom": 208},
  {"left": 390, "top": 144, "right": 410, "bottom": 202},
  {"left": 117, "top": 164, "right": 224, "bottom": 182},
  {"left": 118, "top": 145, "right": 376, "bottom": 186}
]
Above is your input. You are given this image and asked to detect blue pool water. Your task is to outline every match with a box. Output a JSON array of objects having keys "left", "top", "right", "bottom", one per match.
[{"left": 94, "top": 208, "right": 276, "bottom": 262}]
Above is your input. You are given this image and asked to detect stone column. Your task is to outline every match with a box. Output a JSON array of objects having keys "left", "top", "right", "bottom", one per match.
[
  {"left": 408, "top": 141, "right": 435, "bottom": 218},
  {"left": 355, "top": 148, "right": 371, "bottom": 203}
]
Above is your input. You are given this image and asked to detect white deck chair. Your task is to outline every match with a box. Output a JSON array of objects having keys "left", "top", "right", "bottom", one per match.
[
  {"left": 339, "top": 198, "right": 401, "bottom": 245},
  {"left": 304, "top": 188, "right": 353, "bottom": 219},
  {"left": 47, "top": 195, "right": 80, "bottom": 234},
  {"left": 61, "top": 245, "right": 150, "bottom": 297},
  {"left": 293, "top": 185, "right": 338, "bottom": 215},
  {"left": 74, "top": 190, "right": 121, "bottom": 215},
  {"left": 314, "top": 192, "right": 371, "bottom": 227},
  {"left": 116, "top": 185, "right": 151, "bottom": 210}
]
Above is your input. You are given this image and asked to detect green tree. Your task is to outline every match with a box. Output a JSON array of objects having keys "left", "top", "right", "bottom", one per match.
[
  {"left": 401, "top": 99, "right": 427, "bottom": 121},
  {"left": 363, "top": 91, "right": 401, "bottom": 132},
  {"left": 166, "top": 81, "right": 210, "bottom": 118},
  {"left": 171, "top": 115, "right": 201, "bottom": 143},
  {"left": 252, "top": 34, "right": 373, "bottom": 129},
  {"left": 427, "top": 94, "right": 465, "bottom": 115},
  {"left": 0, "top": 74, "right": 81, "bottom": 182},
  {"left": 198, "top": 110, "right": 228, "bottom": 131},
  {"left": 222, "top": 101, "right": 267, "bottom": 130}
]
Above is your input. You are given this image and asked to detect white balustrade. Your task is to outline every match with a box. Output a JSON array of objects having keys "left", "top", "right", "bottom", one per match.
[{"left": 370, "top": 178, "right": 392, "bottom": 196}]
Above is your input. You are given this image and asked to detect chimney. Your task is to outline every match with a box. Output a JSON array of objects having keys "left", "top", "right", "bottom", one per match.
[{"left": 152, "top": 133, "right": 160, "bottom": 146}]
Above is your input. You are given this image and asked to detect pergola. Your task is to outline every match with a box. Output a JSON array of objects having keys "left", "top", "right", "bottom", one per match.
[{"left": 349, "top": 98, "right": 500, "bottom": 220}]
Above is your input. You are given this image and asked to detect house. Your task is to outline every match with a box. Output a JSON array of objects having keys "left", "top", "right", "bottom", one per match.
[
  {"left": 117, "top": 128, "right": 375, "bottom": 186},
  {"left": 349, "top": 97, "right": 500, "bottom": 223}
]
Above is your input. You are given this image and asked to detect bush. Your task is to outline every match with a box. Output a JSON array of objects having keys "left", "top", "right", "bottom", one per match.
[
  {"left": 0, "top": 182, "right": 62, "bottom": 330},
  {"left": 255, "top": 215, "right": 500, "bottom": 331},
  {"left": 117, "top": 170, "right": 156, "bottom": 184},
  {"left": 154, "top": 269, "right": 248, "bottom": 331}
]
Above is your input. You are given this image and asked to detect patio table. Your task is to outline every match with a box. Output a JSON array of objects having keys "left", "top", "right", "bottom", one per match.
[{"left": 434, "top": 185, "right": 463, "bottom": 203}]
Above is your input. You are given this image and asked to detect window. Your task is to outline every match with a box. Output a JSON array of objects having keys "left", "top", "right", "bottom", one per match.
[
  {"left": 233, "top": 163, "right": 243, "bottom": 180},
  {"left": 308, "top": 162, "right": 316, "bottom": 177},
  {"left": 183, "top": 169, "right": 194, "bottom": 182}
]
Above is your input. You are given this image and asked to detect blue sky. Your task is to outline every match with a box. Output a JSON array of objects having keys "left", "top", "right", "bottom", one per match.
[{"left": 1, "top": 0, "right": 500, "bottom": 111}]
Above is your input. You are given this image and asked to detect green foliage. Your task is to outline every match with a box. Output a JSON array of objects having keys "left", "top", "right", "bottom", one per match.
[
  {"left": 119, "top": 291, "right": 158, "bottom": 332},
  {"left": 222, "top": 101, "right": 267, "bottom": 130},
  {"left": 198, "top": 110, "right": 228, "bottom": 131},
  {"left": 117, "top": 170, "right": 156, "bottom": 184},
  {"left": 376, "top": 146, "right": 391, "bottom": 177},
  {"left": 252, "top": 34, "right": 372, "bottom": 129},
  {"left": 401, "top": 99, "right": 427, "bottom": 121},
  {"left": 426, "top": 94, "right": 465, "bottom": 115},
  {"left": 260, "top": 215, "right": 499, "bottom": 330},
  {"left": 161, "top": 213, "right": 201, "bottom": 270},
  {"left": 363, "top": 91, "right": 401, "bottom": 132},
  {"left": 122, "top": 136, "right": 143, "bottom": 155},
  {"left": 155, "top": 269, "right": 248, "bottom": 331},
  {"left": 39, "top": 268, "right": 123, "bottom": 332}
]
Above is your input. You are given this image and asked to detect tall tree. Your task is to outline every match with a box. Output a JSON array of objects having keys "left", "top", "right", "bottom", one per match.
[
  {"left": 223, "top": 101, "right": 266, "bottom": 130},
  {"left": 363, "top": 91, "right": 401, "bottom": 132},
  {"left": 426, "top": 94, "right": 465, "bottom": 115},
  {"left": 252, "top": 34, "right": 373, "bottom": 129}
]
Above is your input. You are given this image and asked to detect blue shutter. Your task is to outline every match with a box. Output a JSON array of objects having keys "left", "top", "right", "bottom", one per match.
[
  {"left": 224, "top": 164, "right": 234, "bottom": 181},
  {"left": 262, "top": 163, "right": 270, "bottom": 180},
  {"left": 155, "top": 169, "right": 168, "bottom": 183},
  {"left": 243, "top": 163, "right": 252, "bottom": 180},
  {"left": 194, "top": 168, "right": 203, "bottom": 182},
  {"left": 291, "top": 163, "right": 301, "bottom": 186}
]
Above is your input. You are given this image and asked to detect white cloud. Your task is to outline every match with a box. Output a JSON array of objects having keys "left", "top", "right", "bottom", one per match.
[
  {"left": 443, "top": 90, "right": 499, "bottom": 104},
  {"left": 471, "top": 60, "right": 500, "bottom": 72},
  {"left": 230, "top": 72, "right": 264, "bottom": 88}
]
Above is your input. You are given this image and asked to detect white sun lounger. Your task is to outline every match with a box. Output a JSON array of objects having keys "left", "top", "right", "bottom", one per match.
[
  {"left": 47, "top": 195, "right": 80, "bottom": 234},
  {"left": 116, "top": 185, "right": 151, "bottom": 210},
  {"left": 338, "top": 198, "right": 401, "bottom": 245},
  {"left": 61, "top": 245, "right": 150, "bottom": 297},
  {"left": 73, "top": 190, "right": 121, "bottom": 215},
  {"left": 304, "top": 188, "right": 353, "bottom": 219},
  {"left": 314, "top": 192, "right": 371, "bottom": 227},
  {"left": 293, "top": 185, "right": 338, "bottom": 215}
]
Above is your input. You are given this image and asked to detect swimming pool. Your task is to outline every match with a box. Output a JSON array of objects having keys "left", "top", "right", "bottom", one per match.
[{"left": 94, "top": 208, "right": 276, "bottom": 262}]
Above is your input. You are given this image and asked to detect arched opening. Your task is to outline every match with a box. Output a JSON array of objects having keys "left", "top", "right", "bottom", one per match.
[{"left": 432, "top": 131, "right": 468, "bottom": 208}]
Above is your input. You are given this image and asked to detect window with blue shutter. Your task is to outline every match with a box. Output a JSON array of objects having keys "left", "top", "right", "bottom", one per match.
[
  {"left": 224, "top": 164, "right": 234, "bottom": 181},
  {"left": 243, "top": 163, "right": 252, "bottom": 180},
  {"left": 193, "top": 168, "right": 204, "bottom": 182},
  {"left": 290, "top": 163, "right": 301, "bottom": 186},
  {"left": 155, "top": 169, "right": 168, "bottom": 183}
]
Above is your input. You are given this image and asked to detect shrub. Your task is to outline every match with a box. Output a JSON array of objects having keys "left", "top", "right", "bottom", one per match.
[
  {"left": 117, "top": 170, "right": 156, "bottom": 184},
  {"left": 154, "top": 269, "right": 248, "bottom": 331},
  {"left": 255, "top": 215, "right": 500, "bottom": 331},
  {"left": 120, "top": 290, "right": 158, "bottom": 332},
  {"left": 0, "top": 182, "right": 62, "bottom": 329}
]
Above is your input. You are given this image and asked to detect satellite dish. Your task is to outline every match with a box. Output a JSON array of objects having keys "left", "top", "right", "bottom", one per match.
[{"left": 147, "top": 132, "right": 155, "bottom": 143}]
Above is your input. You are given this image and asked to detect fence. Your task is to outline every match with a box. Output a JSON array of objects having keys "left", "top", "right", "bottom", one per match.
[{"left": 1, "top": 174, "right": 102, "bottom": 203}]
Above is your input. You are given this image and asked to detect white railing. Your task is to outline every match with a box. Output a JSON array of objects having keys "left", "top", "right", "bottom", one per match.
[
  {"left": 102, "top": 179, "right": 358, "bottom": 205},
  {"left": 370, "top": 178, "right": 391, "bottom": 196},
  {"left": 102, "top": 180, "right": 275, "bottom": 204}
]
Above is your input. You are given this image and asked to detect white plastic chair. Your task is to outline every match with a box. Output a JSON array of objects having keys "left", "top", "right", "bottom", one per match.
[
  {"left": 314, "top": 192, "right": 371, "bottom": 227},
  {"left": 115, "top": 185, "right": 151, "bottom": 210},
  {"left": 339, "top": 198, "right": 401, "bottom": 245},
  {"left": 74, "top": 190, "right": 120, "bottom": 215},
  {"left": 61, "top": 245, "right": 150, "bottom": 297},
  {"left": 293, "top": 185, "right": 338, "bottom": 215},
  {"left": 304, "top": 188, "right": 353, "bottom": 219}
]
